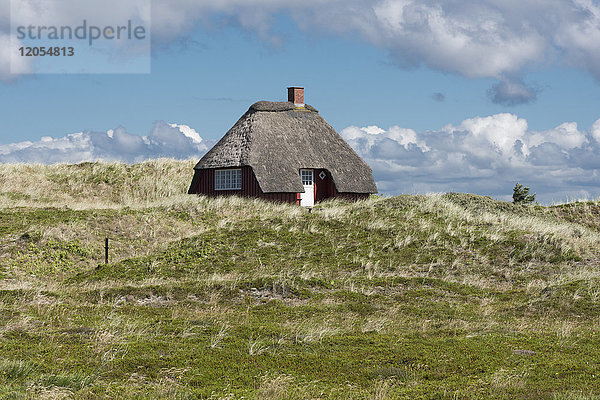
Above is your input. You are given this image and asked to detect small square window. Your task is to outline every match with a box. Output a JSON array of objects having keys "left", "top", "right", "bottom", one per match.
[{"left": 301, "top": 170, "right": 313, "bottom": 185}]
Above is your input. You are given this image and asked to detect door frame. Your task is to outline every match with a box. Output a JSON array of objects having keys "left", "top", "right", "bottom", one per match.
[{"left": 299, "top": 169, "right": 315, "bottom": 207}]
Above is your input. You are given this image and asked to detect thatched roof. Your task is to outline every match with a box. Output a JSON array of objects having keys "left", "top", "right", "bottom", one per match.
[{"left": 194, "top": 101, "right": 377, "bottom": 194}]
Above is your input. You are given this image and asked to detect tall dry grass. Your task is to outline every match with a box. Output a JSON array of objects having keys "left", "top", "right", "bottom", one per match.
[{"left": 0, "top": 159, "right": 195, "bottom": 209}]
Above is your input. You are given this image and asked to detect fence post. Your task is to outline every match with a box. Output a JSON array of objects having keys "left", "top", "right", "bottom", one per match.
[{"left": 105, "top": 238, "right": 109, "bottom": 264}]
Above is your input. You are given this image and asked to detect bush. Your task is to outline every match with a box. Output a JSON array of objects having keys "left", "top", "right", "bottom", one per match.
[{"left": 512, "top": 183, "right": 536, "bottom": 204}]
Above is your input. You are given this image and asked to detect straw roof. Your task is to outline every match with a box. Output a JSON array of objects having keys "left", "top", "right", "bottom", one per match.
[{"left": 194, "top": 101, "right": 377, "bottom": 194}]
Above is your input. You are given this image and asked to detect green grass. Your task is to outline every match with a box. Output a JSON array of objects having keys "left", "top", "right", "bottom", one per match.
[{"left": 1, "top": 160, "right": 600, "bottom": 398}]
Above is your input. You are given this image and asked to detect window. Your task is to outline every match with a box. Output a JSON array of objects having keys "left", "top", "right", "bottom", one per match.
[
  {"left": 215, "top": 169, "right": 242, "bottom": 190},
  {"left": 301, "top": 169, "right": 313, "bottom": 185}
]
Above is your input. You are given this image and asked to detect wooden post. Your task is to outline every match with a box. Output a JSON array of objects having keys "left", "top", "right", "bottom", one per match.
[{"left": 105, "top": 238, "right": 109, "bottom": 264}]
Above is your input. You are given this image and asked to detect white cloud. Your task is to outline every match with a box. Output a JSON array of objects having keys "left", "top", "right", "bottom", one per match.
[
  {"left": 0, "top": 121, "right": 212, "bottom": 164},
  {"left": 342, "top": 114, "right": 600, "bottom": 203},
  {"left": 528, "top": 122, "right": 588, "bottom": 150},
  {"left": 3, "top": 0, "right": 600, "bottom": 90},
  {"left": 169, "top": 123, "right": 203, "bottom": 143},
  {"left": 370, "top": 0, "right": 545, "bottom": 78},
  {"left": 143, "top": 0, "right": 554, "bottom": 81},
  {"left": 553, "top": 0, "right": 600, "bottom": 80},
  {"left": 138, "top": 0, "right": 600, "bottom": 101},
  {"left": 452, "top": 113, "right": 528, "bottom": 155},
  {"left": 340, "top": 125, "right": 428, "bottom": 154}
]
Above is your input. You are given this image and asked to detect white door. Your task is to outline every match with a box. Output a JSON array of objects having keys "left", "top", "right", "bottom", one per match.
[{"left": 300, "top": 169, "right": 314, "bottom": 207}]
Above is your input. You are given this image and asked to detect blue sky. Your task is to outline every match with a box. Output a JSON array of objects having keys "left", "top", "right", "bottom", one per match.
[{"left": 2, "top": 0, "right": 600, "bottom": 203}]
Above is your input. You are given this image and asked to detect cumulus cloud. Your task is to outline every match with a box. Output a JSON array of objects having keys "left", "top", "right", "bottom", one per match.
[
  {"left": 3, "top": 0, "right": 600, "bottom": 89},
  {"left": 341, "top": 114, "right": 600, "bottom": 203},
  {"left": 149, "top": 0, "right": 600, "bottom": 89},
  {"left": 0, "top": 121, "right": 211, "bottom": 164},
  {"left": 553, "top": 0, "right": 600, "bottom": 80},
  {"left": 369, "top": 0, "right": 545, "bottom": 78},
  {"left": 488, "top": 78, "right": 539, "bottom": 106}
]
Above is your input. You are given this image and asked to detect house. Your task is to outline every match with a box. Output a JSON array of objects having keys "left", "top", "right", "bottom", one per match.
[{"left": 188, "top": 87, "right": 377, "bottom": 206}]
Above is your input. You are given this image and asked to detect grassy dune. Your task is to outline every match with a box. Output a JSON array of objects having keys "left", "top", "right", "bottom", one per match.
[{"left": 1, "top": 160, "right": 600, "bottom": 399}]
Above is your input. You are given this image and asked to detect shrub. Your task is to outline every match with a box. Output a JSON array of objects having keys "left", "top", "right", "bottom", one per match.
[{"left": 513, "top": 183, "right": 536, "bottom": 205}]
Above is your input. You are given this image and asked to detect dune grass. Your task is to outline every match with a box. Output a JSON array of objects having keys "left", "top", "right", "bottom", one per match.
[{"left": 0, "top": 160, "right": 600, "bottom": 398}]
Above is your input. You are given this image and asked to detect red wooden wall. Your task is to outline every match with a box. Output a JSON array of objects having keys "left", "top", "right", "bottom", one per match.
[
  {"left": 192, "top": 166, "right": 369, "bottom": 204},
  {"left": 193, "top": 166, "right": 298, "bottom": 204},
  {"left": 314, "top": 169, "right": 369, "bottom": 202}
]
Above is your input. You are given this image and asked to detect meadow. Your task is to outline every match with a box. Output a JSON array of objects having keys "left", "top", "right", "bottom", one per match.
[{"left": 0, "top": 159, "right": 599, "bottom": 399}]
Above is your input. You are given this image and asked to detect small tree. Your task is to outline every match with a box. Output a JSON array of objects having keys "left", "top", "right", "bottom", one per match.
[{"left": 512, "top": 182, "right": 536, "bottom": 204}]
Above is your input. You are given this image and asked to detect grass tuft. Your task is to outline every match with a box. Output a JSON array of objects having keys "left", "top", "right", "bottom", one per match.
[{"left": 0, "top": 360, "right": 35, "bottom": 380}]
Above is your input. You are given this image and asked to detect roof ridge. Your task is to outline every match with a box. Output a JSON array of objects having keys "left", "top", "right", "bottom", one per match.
[{"left": 250, "top": 101, "right": 318, "bottom": 113}]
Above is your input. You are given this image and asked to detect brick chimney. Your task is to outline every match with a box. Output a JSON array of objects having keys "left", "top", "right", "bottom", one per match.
[{"left": 287, "top": 87, "right": 304, "bottom": 106}]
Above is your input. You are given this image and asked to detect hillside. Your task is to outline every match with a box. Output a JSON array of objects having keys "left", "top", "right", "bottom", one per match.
[{"left": 1, "top": 160, "right": 600, "bottom": 399}]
